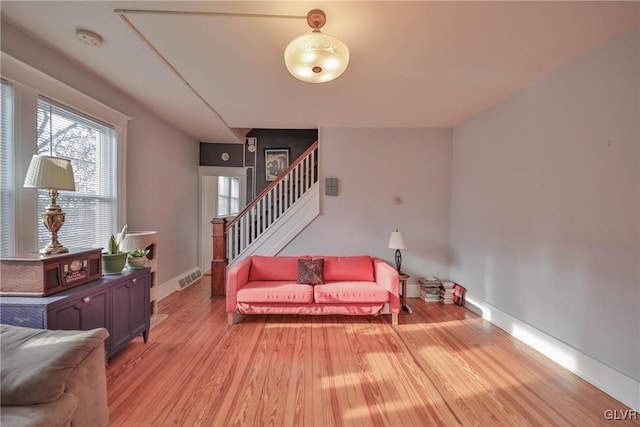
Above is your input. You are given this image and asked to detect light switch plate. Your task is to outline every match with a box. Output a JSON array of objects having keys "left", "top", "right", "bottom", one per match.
[{"left": 325, "top": 178, "right": 338, "bottom": 196}]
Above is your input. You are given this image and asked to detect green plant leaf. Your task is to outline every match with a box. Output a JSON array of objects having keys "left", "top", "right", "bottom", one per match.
[
  {"left": 108, "top": 234, "right": 119, "bottom": 254},
  {"left": 128, "top": 248, "right": 149, "bottom": 257}
]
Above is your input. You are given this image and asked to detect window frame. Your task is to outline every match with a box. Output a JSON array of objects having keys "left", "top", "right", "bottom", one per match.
[
  {"left": 1, "top": 52, "right": 129, "bottom": 254},
  {"left": 1, "top": 80, "right": 15, "bottom": 256}
]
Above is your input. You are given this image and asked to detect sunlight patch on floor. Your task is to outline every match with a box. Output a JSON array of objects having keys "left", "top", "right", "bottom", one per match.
[
  {"left": 511, "top": 324, "right": 577, "bottom": 371},
  {"left": 466, "top": 295, "right": 577, "bottom": 372}
]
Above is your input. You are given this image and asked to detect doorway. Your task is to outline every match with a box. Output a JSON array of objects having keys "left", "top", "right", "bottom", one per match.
[{"left": 199, "top": 167, "right": 246, "bottom": 275}]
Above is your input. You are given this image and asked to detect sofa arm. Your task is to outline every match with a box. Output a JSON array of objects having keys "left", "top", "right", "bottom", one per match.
[
  {"left": 226, "top": 256, "right": 252, "bottom": 313},
  {"left": 373, "top": 258, "right": 400, "bottom": 314},
  {"left": 65, "top": 338, "right": 109, "bottom": 426}
]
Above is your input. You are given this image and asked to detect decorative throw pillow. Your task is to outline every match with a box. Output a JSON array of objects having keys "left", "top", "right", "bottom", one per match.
[{"left": 297, "top": 259, "right": 324, "bottom": 285}]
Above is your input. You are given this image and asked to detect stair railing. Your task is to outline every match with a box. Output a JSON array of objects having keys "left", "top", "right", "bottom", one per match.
[{"left": 211, "top": 141, "right": 318, "bottom": 296}]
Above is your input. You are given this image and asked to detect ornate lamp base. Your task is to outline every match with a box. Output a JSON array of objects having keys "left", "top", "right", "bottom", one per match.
[
  {"left": 40, "top": 240, "right": 69, "bottom": 255},
  {"left": 40, "top": 199, "right": 68, "bottom": 255}
]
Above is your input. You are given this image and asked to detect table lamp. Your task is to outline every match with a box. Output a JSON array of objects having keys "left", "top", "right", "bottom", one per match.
[
  {"left": 388, "top": 229, "right": 407, "bottom": 273},
  {"left": 23, "top": 155, "right": 76, "bottom": 255}
]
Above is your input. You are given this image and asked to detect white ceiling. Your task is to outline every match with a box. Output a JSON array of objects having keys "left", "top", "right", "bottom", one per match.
[{"left": 2, "top": 1, "right": 639, "bottom": 143}]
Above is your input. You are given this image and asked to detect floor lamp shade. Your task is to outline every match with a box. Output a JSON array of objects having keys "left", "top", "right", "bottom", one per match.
[
  {"left": 23, "top": 155, "right": 76, "bottom": 254},
  {"left": 388, "top": 230, "right": 407, "bottom": 272}
]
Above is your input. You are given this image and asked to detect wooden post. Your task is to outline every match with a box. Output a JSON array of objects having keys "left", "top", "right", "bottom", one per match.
[{"left": 211, "top": 218, "right": 227, "bottom": 297}]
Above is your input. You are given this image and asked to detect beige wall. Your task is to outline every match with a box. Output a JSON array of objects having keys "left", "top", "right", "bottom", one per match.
[
  {"left": 450, "top": 26, "right": 639, "bottom": 382},
  {"left": 282, "top": 127, "right": 453, "bottom": 282}
]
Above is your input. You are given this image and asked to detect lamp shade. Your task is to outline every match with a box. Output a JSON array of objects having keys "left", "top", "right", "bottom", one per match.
[
  {"left": 23, "top": 155, "right": 75, "bottom": 191},
  {"left": 388, "top": 231, "right": 407, "bottom": 250},
  {"left": 284, "top": 31, "right": 349, "bottom": 83}
]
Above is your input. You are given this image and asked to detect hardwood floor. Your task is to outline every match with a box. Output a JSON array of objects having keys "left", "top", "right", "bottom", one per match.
[{"left": 107, "top": 277, "right": 636, "bottom": 426}]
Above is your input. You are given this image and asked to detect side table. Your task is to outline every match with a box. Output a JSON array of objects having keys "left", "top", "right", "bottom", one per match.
[{"left": 399, "top": 273, "right": 411, "bottom": 314}]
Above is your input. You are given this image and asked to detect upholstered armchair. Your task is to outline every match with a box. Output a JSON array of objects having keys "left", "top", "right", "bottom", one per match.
[{"left": 0, "top": 324, "right": 109, "bottom": 427}]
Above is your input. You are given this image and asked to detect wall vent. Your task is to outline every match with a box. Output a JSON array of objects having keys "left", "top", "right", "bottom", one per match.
[{"left": 179, "top": 268, "right": 202, "bottom": 290}]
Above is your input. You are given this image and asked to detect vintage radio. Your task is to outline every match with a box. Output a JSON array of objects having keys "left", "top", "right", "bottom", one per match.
[{"left": 0, "top": 248, "right": 102, "bottom": 296}]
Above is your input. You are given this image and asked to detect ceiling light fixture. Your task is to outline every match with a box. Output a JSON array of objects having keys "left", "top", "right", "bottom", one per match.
[{"left": 284, "top": 9, "right": 349, "bottom": 83}]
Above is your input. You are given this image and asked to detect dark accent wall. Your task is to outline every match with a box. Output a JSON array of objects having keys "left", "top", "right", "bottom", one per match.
[
  {"left": 199, "top": 129, "right": 317, "bottom": 204},
  {"left": 199, "top": 143, "right": 244, "bottom": 167},
  {"left": 248, "top": 129, "right": 318, "bottom": 195}
]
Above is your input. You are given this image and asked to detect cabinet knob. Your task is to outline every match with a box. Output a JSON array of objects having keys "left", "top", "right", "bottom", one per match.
[
  {"left": 82, "top": 296, "right": 91, "bottom": 303},
  {"left": 132, "top": 278, "right": 137, "bottom": 283}
]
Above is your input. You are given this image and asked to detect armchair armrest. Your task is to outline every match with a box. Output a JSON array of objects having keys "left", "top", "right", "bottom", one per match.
[
  {"left": 373, "top": 258, "right": 400, "bottom": 314},
  {"left": 226, "top": 256, "right": 252, "bottom": 314}
]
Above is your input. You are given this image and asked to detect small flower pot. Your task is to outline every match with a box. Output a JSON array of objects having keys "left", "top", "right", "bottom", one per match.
[{"left": 127, "top": 255, "right": 147, "bottom": 270}]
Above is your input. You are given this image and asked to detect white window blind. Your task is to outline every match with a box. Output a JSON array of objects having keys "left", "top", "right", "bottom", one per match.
[
  {"left": 217, "top": 176, "right": 240, "bottom": 217},
  {"left": 36, "top": 98, "right": 117, "bottom": 250},
  {"left": 0, "top": 80, "right": 14, "bottom": 256}
]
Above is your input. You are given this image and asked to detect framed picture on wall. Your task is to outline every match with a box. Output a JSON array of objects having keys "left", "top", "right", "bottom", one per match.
[{"left": 265, "top": 149, "right": 289, "bottom": 181}]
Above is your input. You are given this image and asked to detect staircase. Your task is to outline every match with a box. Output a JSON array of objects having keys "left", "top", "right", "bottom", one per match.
[{"left": 210, "top": 141, "right": 319, "bottom": 296}]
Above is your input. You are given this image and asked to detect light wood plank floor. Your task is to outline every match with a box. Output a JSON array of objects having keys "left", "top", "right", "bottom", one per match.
[{"left": 106, "top": 277, "right": 636, "bottom": 426}]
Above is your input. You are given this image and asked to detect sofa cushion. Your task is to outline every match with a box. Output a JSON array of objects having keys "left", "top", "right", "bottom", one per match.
[
  {"left": 0, "top": 325, "right": 108, "bottom": 406},
  {"left": 313, "top": 256, "right": 374, "bottom": 282},
  {"left": 1, "top": 392, "right": 78, "bottom": 427},
  {"left": 313, "top": 282, "right": 389, "bottom": 304},
  {"left": 297, "top": 259, "right": 324, "bottom": 285},
  {"left": 249, "top": 256, "right": 310, "bottom": 281},
  {"left": 237, "top": 281, "right": 314, "bottom": 303}
]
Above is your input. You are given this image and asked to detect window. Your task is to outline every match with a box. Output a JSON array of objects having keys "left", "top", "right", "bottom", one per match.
[
  {"left": 0, "top": 80, "right": 14, "bottom": 256},
  {"left": 36, "top": 98, "right": 117, "bottom": 250},
  {"left": 2, "top": 56, "right": 127, "bottom": 255},
  {"left": 217, "top": 176, "right": 240, "bottom": 217}
]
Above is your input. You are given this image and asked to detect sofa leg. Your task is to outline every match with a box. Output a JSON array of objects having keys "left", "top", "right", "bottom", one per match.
[
  {"left": 227, "top": 313, "right": 235, "bottom": 326},
  {"left": 392, "top": 313, "right": 398, "bottom": 326}
]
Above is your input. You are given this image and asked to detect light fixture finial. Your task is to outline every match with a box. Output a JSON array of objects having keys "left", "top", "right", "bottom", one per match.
[{"left": 307, "top": 9, "right": 326, "bottom": 31}]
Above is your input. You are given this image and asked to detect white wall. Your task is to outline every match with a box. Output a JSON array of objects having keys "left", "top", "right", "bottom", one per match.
[
  {"left": 282, "top": 127, "right": 453, "bottom": 282},
  {"left": 451, "top": 24, "right": 639, "bottom": 388},
  {"left": 1, "top": 21, "right": 200, "bottom": 284}
]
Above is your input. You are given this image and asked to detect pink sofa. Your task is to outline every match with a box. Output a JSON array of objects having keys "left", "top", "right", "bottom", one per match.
[{"left": 226, "top": 255, "right": 400, "bottom": 326}]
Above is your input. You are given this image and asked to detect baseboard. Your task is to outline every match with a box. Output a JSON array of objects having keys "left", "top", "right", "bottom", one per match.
[
  {"left": 157, "top": 267, "right": 201, "bottom": 301},
  {"left": 465, "top": 294, "right": 640, "bottom": 411},
  {"left": 407, "top": 283, "right": 421, "bottom": 298}
]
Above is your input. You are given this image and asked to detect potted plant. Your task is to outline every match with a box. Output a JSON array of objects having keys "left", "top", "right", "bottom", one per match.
[
  {"left": 101, "top": 225, "right": 128, "bottom": 274},
  {"left": 127, "top": 248, "right": 149, "bottom": 270}
]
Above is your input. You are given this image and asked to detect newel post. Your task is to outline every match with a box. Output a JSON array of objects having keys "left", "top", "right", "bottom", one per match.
[{"left": 211, "top": 218, "right": 228, "bottom": 297}]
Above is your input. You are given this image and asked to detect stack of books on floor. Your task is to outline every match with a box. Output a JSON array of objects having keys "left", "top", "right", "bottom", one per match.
[
  {"left": 441, "top": 280, "right": 455, "bottom": 304},
  {"left": 418, "top": 277, "right": 443, "bottom": 303}
]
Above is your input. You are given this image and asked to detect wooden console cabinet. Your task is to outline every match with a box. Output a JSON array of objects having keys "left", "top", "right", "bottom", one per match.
[{"left": 0, "top": 268, "right": 150, "bottom": 359}]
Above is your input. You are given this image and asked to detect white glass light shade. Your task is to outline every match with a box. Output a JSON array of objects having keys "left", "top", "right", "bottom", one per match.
[
  {"left": 284, "top": 31, "right": 349, "bottom": 83},
  {"left": 388, "top": 231, "right": 407, "bottom": 250},
  {"left": 23, "top": 155, "right": 75, "bottom": 191}
]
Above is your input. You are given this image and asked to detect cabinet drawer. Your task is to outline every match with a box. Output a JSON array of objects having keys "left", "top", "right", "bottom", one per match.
[{"left": 49, "top": 287, "right": 109, "bottom": 332}]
